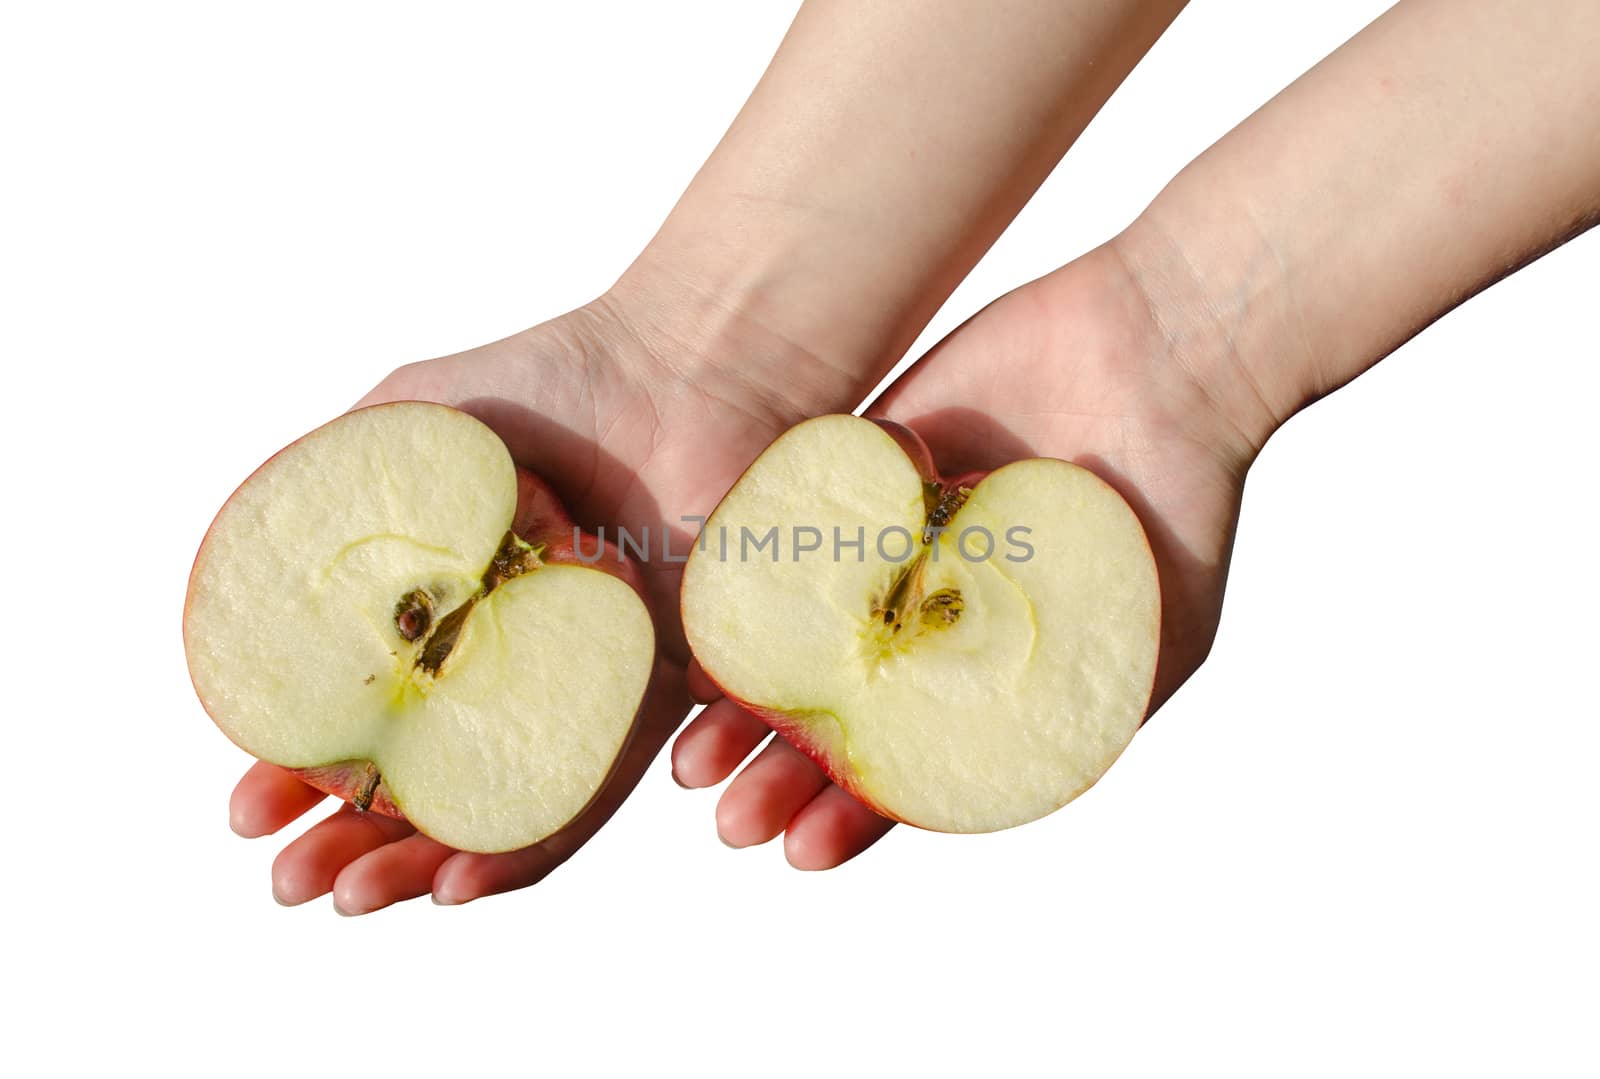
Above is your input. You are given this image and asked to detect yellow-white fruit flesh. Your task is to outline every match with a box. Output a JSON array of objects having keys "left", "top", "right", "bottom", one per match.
[
  {"left": 185, "top": 402, "right": 653, "bottom": 853},
  {"left": 681, "top": 415, "right": 1159, "bottom": 832}
]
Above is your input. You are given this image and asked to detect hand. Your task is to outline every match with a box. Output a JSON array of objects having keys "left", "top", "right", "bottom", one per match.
[
  {"left": 222, "top": 0, "right": 1200, "bottom": 905},
  {"left": 670, "top": 243, "right": 1263, "bottom": 866},
  {"left": 226, "top": 280, "right": 812, "bottom": 913},
  {"left": 668, "top": 0, "right": 1600, "bottom": 869}
]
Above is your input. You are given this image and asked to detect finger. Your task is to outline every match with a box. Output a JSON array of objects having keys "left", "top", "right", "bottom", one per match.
[
  {"left": 783, "top": 785, "right": 895, "bottom": 871},
  {"left": 685, "top": 657, "right": 722, "bottom": 704},
  {"left": 715, "top": 738, "right": 831, "bottom": 848},
  {"left": 671, "top": 698, "right": 770, "bottom": 788},
  {"left": 230, "top": 761, "right": 327, "bottom": 838},
  {"left": 431, "top": 845, "right": 565, "bottom": 905},
  {"left": 331, "top": 832, "right": 457, "bottom": 916},
  {"left": 271, "top": 804, "right": 415, "bottom": 906}
]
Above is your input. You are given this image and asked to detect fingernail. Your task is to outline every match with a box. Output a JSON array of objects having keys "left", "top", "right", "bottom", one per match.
[{"left": 331, "top": 883, "right": 379, "bottom": 916}]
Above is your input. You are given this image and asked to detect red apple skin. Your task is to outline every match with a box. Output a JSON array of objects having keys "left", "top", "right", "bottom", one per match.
[
  {"left": 184, "top": 401, "right": 648, "bottom": 823},
  {"left": 682, "top": 416, "right": 1164, "bottom": 831},
  {"left": 943, "top": 469, "right": 990, "bottom": 492},
  {"left": 292, "top": 762, "right": 404, "bottom": 818},
  {"left": 870, "top": 418, "right": 988, "bottom": 505},
  {"left": 868, "top": 417, "right": 939, "bottom": 485},
  {"left": 737, "top": 697, "right": 894, "bottom": 820},
  {"left": 509, "top": 466, "right": 647, "bottom": 596}
]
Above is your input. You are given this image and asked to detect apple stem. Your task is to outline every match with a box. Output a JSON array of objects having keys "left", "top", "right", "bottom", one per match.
[
  {"left": 481, "top": 530, "right": 543, "bottom": 592},
  {"left": 353, "top": 764, "right": 382, "bottom": 813},
  {"left": 922, "top": 484, "right": 973, "bottom": 544}
]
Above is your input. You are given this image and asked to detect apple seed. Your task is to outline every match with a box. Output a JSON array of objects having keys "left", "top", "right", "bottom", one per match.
[
  {"left": 394, "top": 589, "right": 435, "bottom": 642},
  {"left": 919, "top": 588, "right": 964, "bottom": 627},
  {"left": 415, "top": 596, "right": 478, "bottom": 675}
]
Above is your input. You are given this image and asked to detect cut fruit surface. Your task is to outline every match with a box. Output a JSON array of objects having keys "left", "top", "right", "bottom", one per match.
[
  {"left": 681, "top": 414, "right": 1160, "bottom": 833},
  {"left": 185, "top": 402, "right": 654, "bottom": 853}
]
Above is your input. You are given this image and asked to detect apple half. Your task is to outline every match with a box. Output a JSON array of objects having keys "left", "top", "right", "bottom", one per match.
[
  {"left": 184, "top": 402, "right": 654, "bottom": 853},
  {"left": 681, "top": 414, "right": 1160, "bottom": 833}
]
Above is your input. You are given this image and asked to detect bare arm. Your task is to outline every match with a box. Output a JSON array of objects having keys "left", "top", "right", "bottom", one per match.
[
  {"left": 673, "top": 0, "right": 1600, "bottom": 863},
  {"left": 233, "top": 0, "right": 1193, "bottom": 906},
  {"left": 1116, "top": 0, "right": 1600, "bottom": 451},
  {"left": 617, "top": 0, "right": 1188, "bottom": 413}
]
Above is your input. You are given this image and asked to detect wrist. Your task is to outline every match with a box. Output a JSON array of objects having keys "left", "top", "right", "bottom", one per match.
[
  {"left": 1110, "top": 202, "right": 1318, "bottom": 460},
  {"left": 601, "top": 216, "right": 892, "bottom": 426}
]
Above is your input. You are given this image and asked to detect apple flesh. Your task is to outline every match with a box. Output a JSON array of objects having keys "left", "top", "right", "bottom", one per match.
[
  {"left": 681, "top": 414, "right": 1160, "bottom": 833},
  {"left": 184, "top": 402, "right": 654, "bottom": 854}
]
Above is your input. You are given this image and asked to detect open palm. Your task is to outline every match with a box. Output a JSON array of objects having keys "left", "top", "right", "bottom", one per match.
[
  {"left": 227, "top": 295, "right": 799, "bottom": 912},
  {"left": 672, "top": 246, "right": 1257, "bottom": 865}
]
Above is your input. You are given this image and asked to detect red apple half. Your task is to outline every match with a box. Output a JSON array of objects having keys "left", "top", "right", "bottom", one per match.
[
  {"left": 680, "top": 414, "right": 1160, "bottom": 832},
  {"left": 184, "top": 401, "right": 654, "bottom": 853}
]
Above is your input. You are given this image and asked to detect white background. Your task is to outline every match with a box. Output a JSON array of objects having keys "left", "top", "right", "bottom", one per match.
[{"left": 4, "top": 2, "right": 1596, "bottom": 1075}]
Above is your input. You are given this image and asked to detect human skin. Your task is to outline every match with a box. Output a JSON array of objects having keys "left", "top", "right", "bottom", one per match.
[
  {"left": 233, "top": 0, "right": 1600, "bottom": 909},
  {"left": 229, "top": 0, "right": 1186, "bottom": 913},
  {"left": 675, "top": 0, "right": 1600, "bottom": 851}
]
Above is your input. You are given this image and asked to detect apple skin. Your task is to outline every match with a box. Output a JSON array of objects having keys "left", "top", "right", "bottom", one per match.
[
  {"left": 869, "top": 417, "right": 939, "bottom": 484},
  {"left": 185, "top": 402, "right": 648, "bottom": 824},
  {"left": 291, "top": 762, "right": 406, "bottom": 818},
  {"left": 683, "top": 417, "right": 1162, "bottom": 831},
  {"left": 506, "top": 466, "right": 647, "bottom": 596}
]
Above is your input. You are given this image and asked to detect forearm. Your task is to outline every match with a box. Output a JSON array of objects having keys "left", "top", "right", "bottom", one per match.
[
  {"left": 615, "top": 0, "right": 1186, "bottom": 414},
  {"left": 1117, "top": 0, "right": 1600, "bottom": 451}
]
